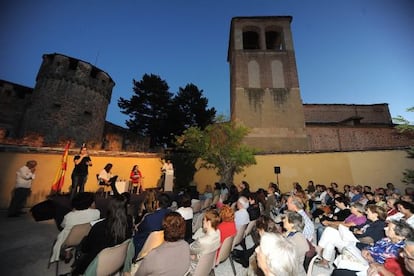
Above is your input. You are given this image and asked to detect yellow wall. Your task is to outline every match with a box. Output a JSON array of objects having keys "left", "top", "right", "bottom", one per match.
[
  {"left": 1, "top": 149, "right": 413, "bottom": 209},
  {"left": 193, "top": 150, "right": 414, "bottom": 194},
  {"left": 0, "top": 151, "right": 162, "bottom": 208}
]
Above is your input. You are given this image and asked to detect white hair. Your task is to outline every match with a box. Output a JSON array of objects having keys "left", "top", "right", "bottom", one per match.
[
  {"left": 237, "top": 196, "right": 249, "bottom": 209},
  {"left": 259, "top": 232, "right": 298, "bottom": 276}
]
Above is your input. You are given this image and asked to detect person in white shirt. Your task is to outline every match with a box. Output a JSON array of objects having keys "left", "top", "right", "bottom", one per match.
[
  {"left": 50, "top": 192, "right": 100, "bottom": 263},
  {"left": 8, "top": 160, "right": 37, "bottom": 217},
  {"left": 98, "top": 163, "right": 119, "bottom": 195},
  {"left": 235, "top": 196, "right": 250, "bottom": 230}
]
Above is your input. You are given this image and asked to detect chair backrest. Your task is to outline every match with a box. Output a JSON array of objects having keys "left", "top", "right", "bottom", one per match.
[
  {"left": 306, "top": 254, "right": 320, "bottom": 276},
  {"left": 244, "top": 220, "right": 256, "bottom": 238},
  {"left": 232, "top": 223, "right": 247, "bottom": 250},
  {"left": 216, "top": 235, "right": 235, "bottom": 265},
  {"left": 193, "top": 250, "right": 217, "bottom": 276},
  {"left": 202, "top": 198, "right": 212, "bottom": 210},
  {"left": 62, "top": 223, "right": 91, "bottom": 248},
  {"left": 85, "top": 239, "right": 130, "bottom": 276},
  {"left": 192, "top": 212, "right": 204, "bottom": 234},
  {"left": 192, "top": 201, "right": 202, "bottom": 213},
  {"left": 136, "top": 230, "right": 164, "bottom": 260}
]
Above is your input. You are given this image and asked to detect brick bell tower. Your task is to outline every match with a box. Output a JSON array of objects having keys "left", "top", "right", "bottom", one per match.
[{"left": 228, "top": 16, "right": 309, "bottom": 152}]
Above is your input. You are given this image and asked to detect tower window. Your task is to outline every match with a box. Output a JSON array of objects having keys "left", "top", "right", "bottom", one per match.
[
  {"left": 243, "top": 31, "right": 260, "bottom": 50},
  {"left": 266, "top": 31, "right": 283, "bottom": 51}
]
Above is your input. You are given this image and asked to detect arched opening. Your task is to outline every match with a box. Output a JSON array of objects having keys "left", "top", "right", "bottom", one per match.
[
  {"left": 243, "top": 31, "right": 260, "bottom": 50},
  {"left": 266, "top": 31, "right": 283, "bottom": 51}
]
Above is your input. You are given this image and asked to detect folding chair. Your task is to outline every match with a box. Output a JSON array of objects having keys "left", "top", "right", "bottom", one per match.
[
  {"left": 83, "top": 239, "right": 132, "bottom": 276},
  {"left": 192, "top": 250, "right": 217, "bottom": 276},
  {"left": 135, "top": 230, "right": 164, "bottom": 262},
  {"left": 215, "top": 235, "right": 236, "bottom": 275},
  {"left": 48, "top": 223, "right": 92, "bottom": 276}
]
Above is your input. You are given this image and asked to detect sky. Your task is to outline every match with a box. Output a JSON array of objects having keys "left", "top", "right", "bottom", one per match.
[{"left": 1, "top": 0, "right": 413, "bottom": 127}]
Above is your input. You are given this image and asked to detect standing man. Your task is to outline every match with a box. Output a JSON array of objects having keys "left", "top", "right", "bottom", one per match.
[
  {"left": 70, "top": 146, "right": 92, "bottom": 199},
  {"left": 8, "top": 160, "right": 37, "bottom": 217}
]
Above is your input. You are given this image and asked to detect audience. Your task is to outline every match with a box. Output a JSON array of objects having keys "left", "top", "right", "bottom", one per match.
[
  {"left": 71, "top": 195, "right": 131, "bottom": 275},
  {"left": 135, "top": 212, "right": 190, "bottom": 276},
  {"left": 42, "top": 179, "right": 414, "bottom": 275},
  {"left": 316, "top": 202, "right": 367, "bottom": 269}
]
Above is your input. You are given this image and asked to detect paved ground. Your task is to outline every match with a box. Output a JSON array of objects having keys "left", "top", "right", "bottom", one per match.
[
  {"left": 0, "top": 208, "right": 248, "bottom": 276},
  {"left": 0, "top": 208, "right": 330, "bottom": 276}
]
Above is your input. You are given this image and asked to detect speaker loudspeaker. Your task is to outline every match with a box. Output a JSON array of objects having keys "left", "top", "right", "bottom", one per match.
[{"left": 274, "top": 166, "right": 281, "bottom": 174}]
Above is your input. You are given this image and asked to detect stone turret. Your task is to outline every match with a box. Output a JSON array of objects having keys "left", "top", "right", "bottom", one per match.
[{"left": 20, "top": 53, "right": 115, "bottom": 146}]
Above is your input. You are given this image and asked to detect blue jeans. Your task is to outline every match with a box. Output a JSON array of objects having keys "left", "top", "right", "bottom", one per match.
[{"left": 71, "top": 174, "right": 87, "bottom": 199}]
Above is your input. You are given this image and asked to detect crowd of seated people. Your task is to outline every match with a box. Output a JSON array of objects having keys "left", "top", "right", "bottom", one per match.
[{"left": 47, "top": 179, "right": 414, "bottom": 276}]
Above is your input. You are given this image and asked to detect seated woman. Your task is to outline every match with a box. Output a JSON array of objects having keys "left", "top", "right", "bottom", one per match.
[
  {"left": 353, "top": 204, "right": 387, "bottom": 249},
  {"left": 316, "top": 202, "right": 367, "bottom": 269},
  {"left": 217, "top": 205, "right": 237, "bottom": 258},
  {"left": 363, "top": 219, "right": 414, "bottom": 264},
  {"left": 189, "top": 209, "right": 221, "bottom": 273},
  {"left": 71, "top": 195, "right": 132, "bottom": 275},
  {"left": 49, "top": 192, "right": 100, "bottom": 264},
  {"left": 396, "top": 200, "right": 414, "bottom": 228},
  {"left": 283, "top": 211, "right": 309, "bottom": 275},
  {"left": 176, "top": 193, "right": 194, "bottom": 242},
  {"left": 386, "top": 197, "right": 399, "bottom": 218},
  {"left": 129, "top": 165, "right": 142, "bottom": 194},
  {"left": 136, "top": 212, "right": 190, "bottom": 275},
  {"left": 98, "top": 163, "right": 119, "bottom": 195},
  {"left": 245, "top": 215, "right": 281, "bottom": 275},
  {"left": 316, "top": 195, "right": 351, "bottom": 242}
]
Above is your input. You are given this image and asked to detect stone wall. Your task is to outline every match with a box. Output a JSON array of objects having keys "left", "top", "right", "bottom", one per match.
[
  {"left": 20, "top": 53, "right": 115, "bottom": 147},
  {"left": 306, "top": 125, "right": 413, "bottom": 151},
  {"left": 0, "top": 80, "right": 33, "bottom": 138},
  {"left": 304, "top": 104, "right": 392, "bottom": 124}
]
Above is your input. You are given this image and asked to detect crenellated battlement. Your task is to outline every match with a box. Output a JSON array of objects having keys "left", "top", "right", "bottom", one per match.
[{"left": 36, "top": 53, "right": 115, "bottom": 101}]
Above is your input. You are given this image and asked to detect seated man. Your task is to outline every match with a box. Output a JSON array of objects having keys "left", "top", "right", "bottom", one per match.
[{"left": 235, "top": 196, "right": 250, "bottom": 230}]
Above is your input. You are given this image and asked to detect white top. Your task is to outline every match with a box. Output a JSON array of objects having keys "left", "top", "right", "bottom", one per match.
[
  {"left": 15, "top": 165, "right": 35, "bottom": 188},
  {"left": 98, "top": 169, "right": 112, "bottom": 182},
  {"left": 50, "top": 208, "right": 100, "bottom": 262},
  {"left": 235, "top": 208, "right": 250, "bottom": 230},
  {"left": 177, "top": 207, "right": 194, "bottom": 220}
]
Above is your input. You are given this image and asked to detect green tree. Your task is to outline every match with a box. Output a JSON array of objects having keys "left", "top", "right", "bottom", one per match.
[
  {"left": 118, "top": 74, "right": 173, "bottom": 148},
  {"left": 170, "top": 83, "right": 216, "bottom": 136},
  {"left": 394, "top": 107, "right": 414, "bottom": 185},
  {"left": 177, "top": 117, "right": 257, "bottom": 185}
]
